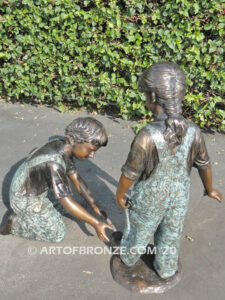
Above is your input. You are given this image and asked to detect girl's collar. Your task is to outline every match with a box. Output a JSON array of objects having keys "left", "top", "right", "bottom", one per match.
[{"left": 155, "top": 112, "right": 167, "bottom": 122}]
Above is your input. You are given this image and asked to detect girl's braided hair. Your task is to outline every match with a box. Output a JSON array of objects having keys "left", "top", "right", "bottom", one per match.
[{"left": 138, "top": 62, "right": 188, "bottom": 149}]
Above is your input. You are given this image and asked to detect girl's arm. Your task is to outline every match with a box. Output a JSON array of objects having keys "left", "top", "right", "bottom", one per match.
[
  {"left": 116, "top": 174, "right": 134, "bottom": 209},
  {"left": 68, "top": 172, "right": 106, "bottom": 218},
  {"left": 198, "top": 165, "right": 222, "bottom": 202},
  {"left": 59, "top": 195, "right": 112, "bottom": 241}
]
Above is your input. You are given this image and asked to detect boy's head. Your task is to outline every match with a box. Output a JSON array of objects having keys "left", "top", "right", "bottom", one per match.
[{"left": 65, "top": 117, "right": 108, "bottom": 160}]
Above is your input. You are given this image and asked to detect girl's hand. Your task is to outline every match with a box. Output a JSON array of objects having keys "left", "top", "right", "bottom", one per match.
[
  {"left": 94, "top": 222, "right": 113, "bottom": 242},
  {"left": 116, "top": 195, "right": 130, "bottom": 210},
  {"left": 205, "top": 188, "right": 222, "bottom": 203}
]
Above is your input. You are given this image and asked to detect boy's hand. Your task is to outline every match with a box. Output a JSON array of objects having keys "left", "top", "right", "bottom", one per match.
[
  {"left": 116, "top": 195, "right": 130, "bottom": 210},
  {"left": 92, "top": 204, "right": 107, "bottom": 219},
  {"left": 94, "top": 222, "right": 114, "bottom": 242},
  {"left": 205, "top": 189, "right": 222, "bottom": 203}
]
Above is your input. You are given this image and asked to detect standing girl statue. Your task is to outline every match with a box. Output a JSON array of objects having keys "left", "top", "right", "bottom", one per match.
[{"left": 113, "top": 62, "right": 222, "bottom": 293}]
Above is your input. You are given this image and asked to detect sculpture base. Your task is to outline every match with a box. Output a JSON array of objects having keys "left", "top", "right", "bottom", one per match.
[{"left": 110, "top": 233, "right": 181, "bottom": 294}]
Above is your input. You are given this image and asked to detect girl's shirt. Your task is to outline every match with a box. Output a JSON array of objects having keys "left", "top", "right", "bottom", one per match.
[{"left": 122, "top": 120, "right": 210, "bottom": 182}]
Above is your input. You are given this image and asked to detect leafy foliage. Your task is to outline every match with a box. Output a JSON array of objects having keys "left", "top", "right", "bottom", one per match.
[{"left": 0, "top": 0, "right": 224, "bottom": 129}]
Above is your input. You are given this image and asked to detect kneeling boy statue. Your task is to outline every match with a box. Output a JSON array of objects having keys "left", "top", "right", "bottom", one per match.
[{"left": 1, "top": 117, "right": 112, "bottom": 242}]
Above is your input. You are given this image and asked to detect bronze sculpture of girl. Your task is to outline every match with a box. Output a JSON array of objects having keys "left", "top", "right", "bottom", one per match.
[{"left": 112, "top": 62, "right": 222, "bottom": 293}]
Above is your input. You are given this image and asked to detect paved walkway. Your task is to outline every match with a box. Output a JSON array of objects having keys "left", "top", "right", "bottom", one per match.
[{"left": 0, "top": 100, "right": 224, "bottom": 300}]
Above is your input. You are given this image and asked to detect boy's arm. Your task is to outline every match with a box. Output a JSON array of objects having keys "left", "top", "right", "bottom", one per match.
[
  {"left": 68, "top": 172, "right": 107, "bottom": 218},
  {"left": 59, "top": 195, "right": 112, "bottom": 241},
  {"left": 198, "top": 165, "right": 222, "bottom": 202},
  {"left": 116, "top": 174, "right": 134, "bottom": 209}
]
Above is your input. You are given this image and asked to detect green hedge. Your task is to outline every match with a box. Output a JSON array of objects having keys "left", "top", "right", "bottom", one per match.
[{"left": 0, "top": 0, "right": 224, "bottom": 129}]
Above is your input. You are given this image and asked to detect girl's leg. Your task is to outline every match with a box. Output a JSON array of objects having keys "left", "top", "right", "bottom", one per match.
[
  {"left": 153, "top": 204, "right": 186, "bottom": 279},
  {"left": 120, "top": 209, "right": 162, "bottom": 266}
]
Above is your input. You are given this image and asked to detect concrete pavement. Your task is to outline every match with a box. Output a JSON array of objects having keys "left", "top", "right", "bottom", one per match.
[{"left": 0, "top": 100, "right": 224, "bottom": 300}]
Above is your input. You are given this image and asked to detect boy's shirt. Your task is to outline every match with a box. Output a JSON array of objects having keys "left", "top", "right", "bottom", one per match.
[
  {"left": 122, "top": 119, "right": 210, "bottom": 182},
  {"left": 16, "top": 139, "right": 77, "bottom": 199}
]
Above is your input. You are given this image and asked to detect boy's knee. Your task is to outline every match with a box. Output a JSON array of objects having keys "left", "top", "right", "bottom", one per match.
[
  {"left": 52, "top": 234, "right": 65, "bottom": 243},
  {"left": 47, "top": 221, "right": 66, "bottom": 243},
  {"left": 53, "top": 223, "right": 66, "bottom": 242},
  {"left": 49, "top": 230, "right": 66, "bottom": 243}
]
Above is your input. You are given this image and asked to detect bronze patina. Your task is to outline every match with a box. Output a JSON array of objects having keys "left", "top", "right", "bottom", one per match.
[
  {"left": 113, "top": 62, "right": 222, "bottom": 293},
  {"left": 1, "top": 117, "right": 112, "bottom": 242}
]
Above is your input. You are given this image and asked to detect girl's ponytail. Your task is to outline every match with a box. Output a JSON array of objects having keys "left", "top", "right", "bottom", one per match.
[{"left": 139, "top": 62, "right": 187, "bottom": 149}]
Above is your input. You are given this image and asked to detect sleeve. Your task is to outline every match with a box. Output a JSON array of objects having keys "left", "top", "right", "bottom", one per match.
[
  {"left": 121, "top": 129, "right": 149, "bottom": 181},
  {"left": 49, "top": 162, "right": 73, "bottom": 199},
  {"left": 63, "top": 155, "right": 77, "bottom": 175},
  {"left": 193, "top": 127, "right": 210, "bottom": 169}
]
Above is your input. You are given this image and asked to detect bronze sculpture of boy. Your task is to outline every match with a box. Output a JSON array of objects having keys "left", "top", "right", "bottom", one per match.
[{"left": 1, "top": 117, "right": 112, "bottom": 242}]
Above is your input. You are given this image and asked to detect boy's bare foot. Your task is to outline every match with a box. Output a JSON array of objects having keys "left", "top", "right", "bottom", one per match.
[{"left": 0, "top": 213, "right": 15, "bottom": 235}]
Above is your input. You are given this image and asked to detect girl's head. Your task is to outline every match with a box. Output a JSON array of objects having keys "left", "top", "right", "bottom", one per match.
[
  {"left": 65, "top": 117, "right": 108, "bottom": 160},
  {"left": 138, "top": 62, "right": 187, "bottom": 148}
]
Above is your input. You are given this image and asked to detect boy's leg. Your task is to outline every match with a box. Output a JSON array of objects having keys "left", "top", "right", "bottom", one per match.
[{"left": 10, "top": 192, "right": 66, "bottom": 242}]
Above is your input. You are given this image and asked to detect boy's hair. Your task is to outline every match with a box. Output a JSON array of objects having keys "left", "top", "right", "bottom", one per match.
[{"left": 65, "top": 117, "right": 108, "bottom": 147}]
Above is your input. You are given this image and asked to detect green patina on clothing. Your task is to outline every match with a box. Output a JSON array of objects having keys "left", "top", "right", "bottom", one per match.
[
  {"left": 120, "top": 122, "right": 196, "bottom": 279},
  {"left": 10, "top": 142, "right": 73, "bottom": 242}
]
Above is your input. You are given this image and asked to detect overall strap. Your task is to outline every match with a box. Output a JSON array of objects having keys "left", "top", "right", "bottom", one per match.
[
  {"left": 145, "top": 125, "right": 169, "bottom": 161},
  {"left": 175, "top": 122, "right": 196, "bottom": 159},
  {"left": 146, "top": 122, "right": 195, "bottom": 162}
]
